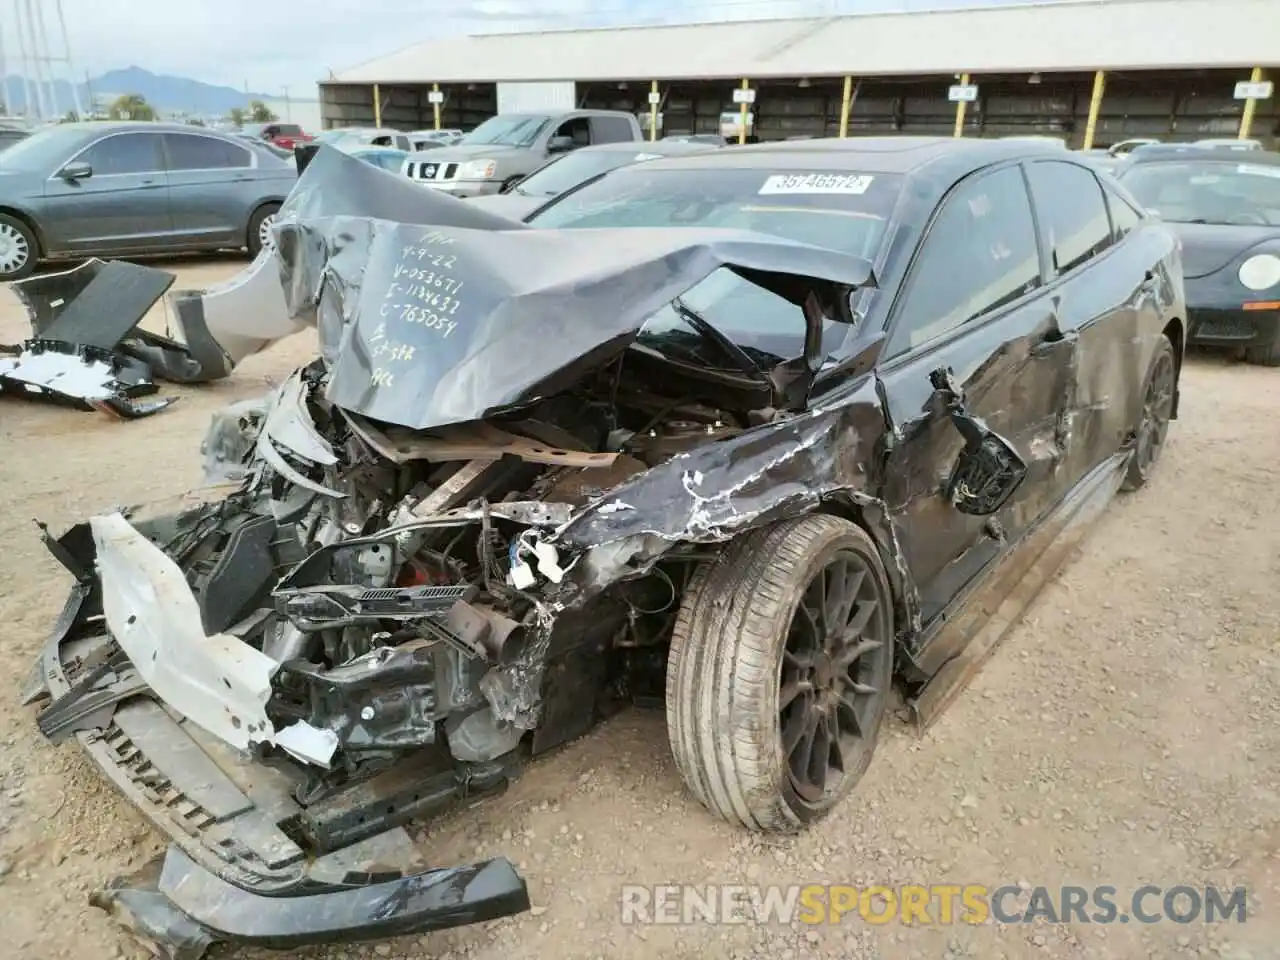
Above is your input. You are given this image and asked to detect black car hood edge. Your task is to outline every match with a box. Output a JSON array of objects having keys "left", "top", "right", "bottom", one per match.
[
  {"left": 1166, "top": 221, "right": 1280, "bottom": 279},
  {"left": 273, "top": 146, "right": 876, "bottom": 431}
]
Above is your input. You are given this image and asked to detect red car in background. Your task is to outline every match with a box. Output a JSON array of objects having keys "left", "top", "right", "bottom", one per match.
[{"left": 243, "top": 122, "right": 313, "bottom": 150}]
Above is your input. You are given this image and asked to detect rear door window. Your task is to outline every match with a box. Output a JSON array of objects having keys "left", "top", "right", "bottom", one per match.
[
  {"left": 1025, "top": 159, "right": 1114, "bottom": 275},
  {"left": 164, "top": 133, "right": 252, "bottom": 171}
]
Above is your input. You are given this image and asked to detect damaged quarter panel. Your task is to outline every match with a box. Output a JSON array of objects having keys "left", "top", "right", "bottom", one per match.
[{"left": 1020, "top": 159, "right": 1183, "bottom": 499}]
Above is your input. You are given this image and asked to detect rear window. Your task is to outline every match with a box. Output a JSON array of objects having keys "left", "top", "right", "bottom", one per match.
[{"left": 529, "top": 166, "right": 902, "bottom": 260}]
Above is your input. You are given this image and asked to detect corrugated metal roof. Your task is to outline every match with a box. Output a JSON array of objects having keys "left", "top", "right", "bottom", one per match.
[{"left": 332, "top": 0, "right": 1280, "bottom": 85}]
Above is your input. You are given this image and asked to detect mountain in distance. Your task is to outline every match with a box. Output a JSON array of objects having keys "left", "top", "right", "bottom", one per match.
[{"left": 0, "top": 66, "right": 275, "bottom": 115}]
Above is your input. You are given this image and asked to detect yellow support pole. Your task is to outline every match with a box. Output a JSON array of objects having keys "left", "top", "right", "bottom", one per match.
[
  {"left": 1082, "top": 70, "right": 1106, "bottom": 151},
  {"left": 838, "top": 75, "right": 854, "bottom": 138},
  {"left": 953, "top": 73, "right": 969, "bottom": 138},
  {"left": 433, "top": 83, "right": 442, "bottom": 131},
  {"left": 1239, "top": 66, "right": 1265, "bottom": 140},
  {"left": 649, "top": 80, "right": 659, "bottom": 142},
  {"left": 373, "top": 83, "right": 382, "bottom": 127},
  {"left": 739, "top": 77, "right": 749, "bottom": 146}
]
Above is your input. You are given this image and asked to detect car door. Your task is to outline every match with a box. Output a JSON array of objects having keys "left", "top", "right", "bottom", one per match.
[
  {"left": 162, "top": 132, "right": 256, "bottom": 248},
  {"left": 875, "top": 162, "right": 1071, "bottom": 625},
  {"left": 41, "top": 131, "right": 173, "bottom": 253},
  {"left": 1022, "top": 158, "right": 1154, "bottom": 494}
]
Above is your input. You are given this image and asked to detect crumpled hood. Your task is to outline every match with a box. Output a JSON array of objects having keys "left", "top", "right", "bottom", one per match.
[
  {"left": 273, "top": 147, "right": 875, "bottom": 432},
  {"left": 1168, "top": 222, "right": 1280, "bottom": 278}
]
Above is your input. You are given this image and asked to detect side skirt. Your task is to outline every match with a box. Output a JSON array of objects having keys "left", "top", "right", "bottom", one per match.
[{"left": 907, "top": 452, "right": 1129, "bottom": 732}]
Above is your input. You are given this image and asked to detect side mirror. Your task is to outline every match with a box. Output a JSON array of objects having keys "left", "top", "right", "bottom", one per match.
[
  {"left": 546, "top": 135, "right": 574, "bottom": 153},
  {"left": 59, "top": 162, "right": 92, "bottom": 181},
  {"left": 930, "top": 366, "right": 1028, "bottom": 517}
]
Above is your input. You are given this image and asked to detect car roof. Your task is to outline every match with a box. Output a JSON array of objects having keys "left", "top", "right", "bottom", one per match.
[
  {"left": 1124, "top": 144, "right": 1280, "bottom": 166},
  {"left": 55, "top": 121, "right": 232, "bottom": 136},
  {"left": 626, "top": 135, "right": 1066, "bottom": 175}
]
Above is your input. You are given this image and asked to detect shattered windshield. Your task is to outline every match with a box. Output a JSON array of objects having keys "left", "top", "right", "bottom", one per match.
[
  {"left": 1120, "top": 161, "right": 1280, "bottom": 225},
  {"left": 529, "top": 166, "right": 902, "bottom": 365},
  {"left": 462, "top": 115, "right": 552, "bottom": 147}
]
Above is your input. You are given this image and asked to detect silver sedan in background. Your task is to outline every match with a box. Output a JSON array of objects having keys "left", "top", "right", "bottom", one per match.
[{"left": 0, "top": 122, "right": 297, "bottom": 280}]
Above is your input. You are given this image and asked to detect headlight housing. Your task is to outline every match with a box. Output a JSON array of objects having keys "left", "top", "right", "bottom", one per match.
[
  {"left": 1238, "top": 253, "right": 1280, "bottom": 291},
  {"left": 459, "top": 159, "right": 497, "bottom": 180}
]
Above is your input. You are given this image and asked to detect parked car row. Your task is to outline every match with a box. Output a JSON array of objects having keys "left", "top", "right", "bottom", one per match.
[
  {"left": 0, "top": 122, "right": 296, "bottom": 280},
  {"left": 1, "top": 117, "right": 1275, "bottom": 366}
]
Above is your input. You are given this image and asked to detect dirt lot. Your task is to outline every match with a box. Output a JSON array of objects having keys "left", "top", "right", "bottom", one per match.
[{"left": 0, "top": 258, "right": 1277, "bottom": 960}]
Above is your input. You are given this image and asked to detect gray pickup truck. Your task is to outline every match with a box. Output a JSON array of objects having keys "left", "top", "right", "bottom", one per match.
[{"left": 402, "top": 109, "right": 643, "bottom": 198}]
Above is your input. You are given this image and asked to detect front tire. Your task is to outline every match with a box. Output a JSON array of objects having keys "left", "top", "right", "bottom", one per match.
[
  {"left": 0, "top": 213, "right": 37, "bottom": 281},
  {"left": 247, "top": 203, "right": 280, "bottom": 259},
  {"left": 1122, "top": 333, "right": 1176, "bottom": 491},
  {"left": 666, "top": 515, "right": 894, "bottom": 833}
]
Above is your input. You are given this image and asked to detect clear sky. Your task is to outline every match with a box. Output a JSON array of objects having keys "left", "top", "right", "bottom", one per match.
[{"left": 29, "top": 0, "right": 1041, "bottom": 95}]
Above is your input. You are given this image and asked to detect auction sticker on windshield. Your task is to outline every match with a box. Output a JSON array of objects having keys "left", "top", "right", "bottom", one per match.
[{"left": 759, "top": 174, "right": 874, "bottom": 195}]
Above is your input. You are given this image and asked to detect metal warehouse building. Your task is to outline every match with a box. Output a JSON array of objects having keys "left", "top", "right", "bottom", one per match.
[{"left": 319, "top": 0, "right": 1280, "bottom": 149}]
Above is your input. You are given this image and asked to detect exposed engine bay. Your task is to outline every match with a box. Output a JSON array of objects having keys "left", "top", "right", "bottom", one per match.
[{"left": 75, "top": 352, "right": 778, "bottom": 852}]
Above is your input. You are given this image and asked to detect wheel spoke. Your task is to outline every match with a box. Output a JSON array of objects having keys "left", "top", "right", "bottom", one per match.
[
  {"left": 835, "top": 637, "right": 884, "bottom": 670},
  {"left": 779, "top": 678, "right": 813, "bottom": 710},
  {"left": 788, "top": 707, "right": 822, "bottom": 792},
  {"left": 829, "top": 563, "right": 863, "bottom": 639},
  {"left": 783, "top": 648, "right": 816, "bottom": 672},
  {"left": 806, "top": 716, "right": 832, "bottom": 793},
  {"left": 809, "top": 572, "right": 828, "bottom": 634},
  {"left": 835, "top": 692, "right": 863, "bottom": 738},
  {"left": 794, "top": 602, "right": 821, "bottom": 645},
  {"left": 826, "top": 712, "right": 847, "bottom": 773},
  {"left": 781, "top": 701, "right": 810, "bottom": 755},
  {"left": 842, "top": 598, "right": 879, "bottom": 643}
]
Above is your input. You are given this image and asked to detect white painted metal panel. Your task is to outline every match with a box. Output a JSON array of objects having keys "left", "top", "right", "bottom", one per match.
[{"left": 496, "top": 81, "right": 577, "bottom": 114}]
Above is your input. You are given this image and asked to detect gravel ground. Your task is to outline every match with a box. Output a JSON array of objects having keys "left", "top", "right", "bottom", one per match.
[{"left": 0, "top": 259, "right": 1277, "bottom": 960}]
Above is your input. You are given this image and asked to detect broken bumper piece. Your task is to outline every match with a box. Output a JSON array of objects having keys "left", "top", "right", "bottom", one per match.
[
  {"left": 0, "top": 339, "right": 177, "bottom": 419},
  {"left": 94, "top": 845, "right": 529, "bottom": 960}
]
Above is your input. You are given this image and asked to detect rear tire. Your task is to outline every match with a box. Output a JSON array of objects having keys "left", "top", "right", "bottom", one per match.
[
  {"left": 1122, "top": 334, "right": 1176, "bottom": 491},
  {"left": 666, "top": 515, "right": 894, "bottom": 833},
  {"left": 0, "top": 213, "right": 37, "bottom": 281},
  {"left": 1243, "top": 326, "right": 1280, "bottom": 366},
  {"left": 247, "top": 203, "right": 280, "bottom": 259}
]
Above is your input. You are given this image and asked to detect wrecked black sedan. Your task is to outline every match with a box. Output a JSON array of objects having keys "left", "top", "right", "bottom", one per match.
[{"left": 25, "top": 138, "right": 1184, "bottom": 957}]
